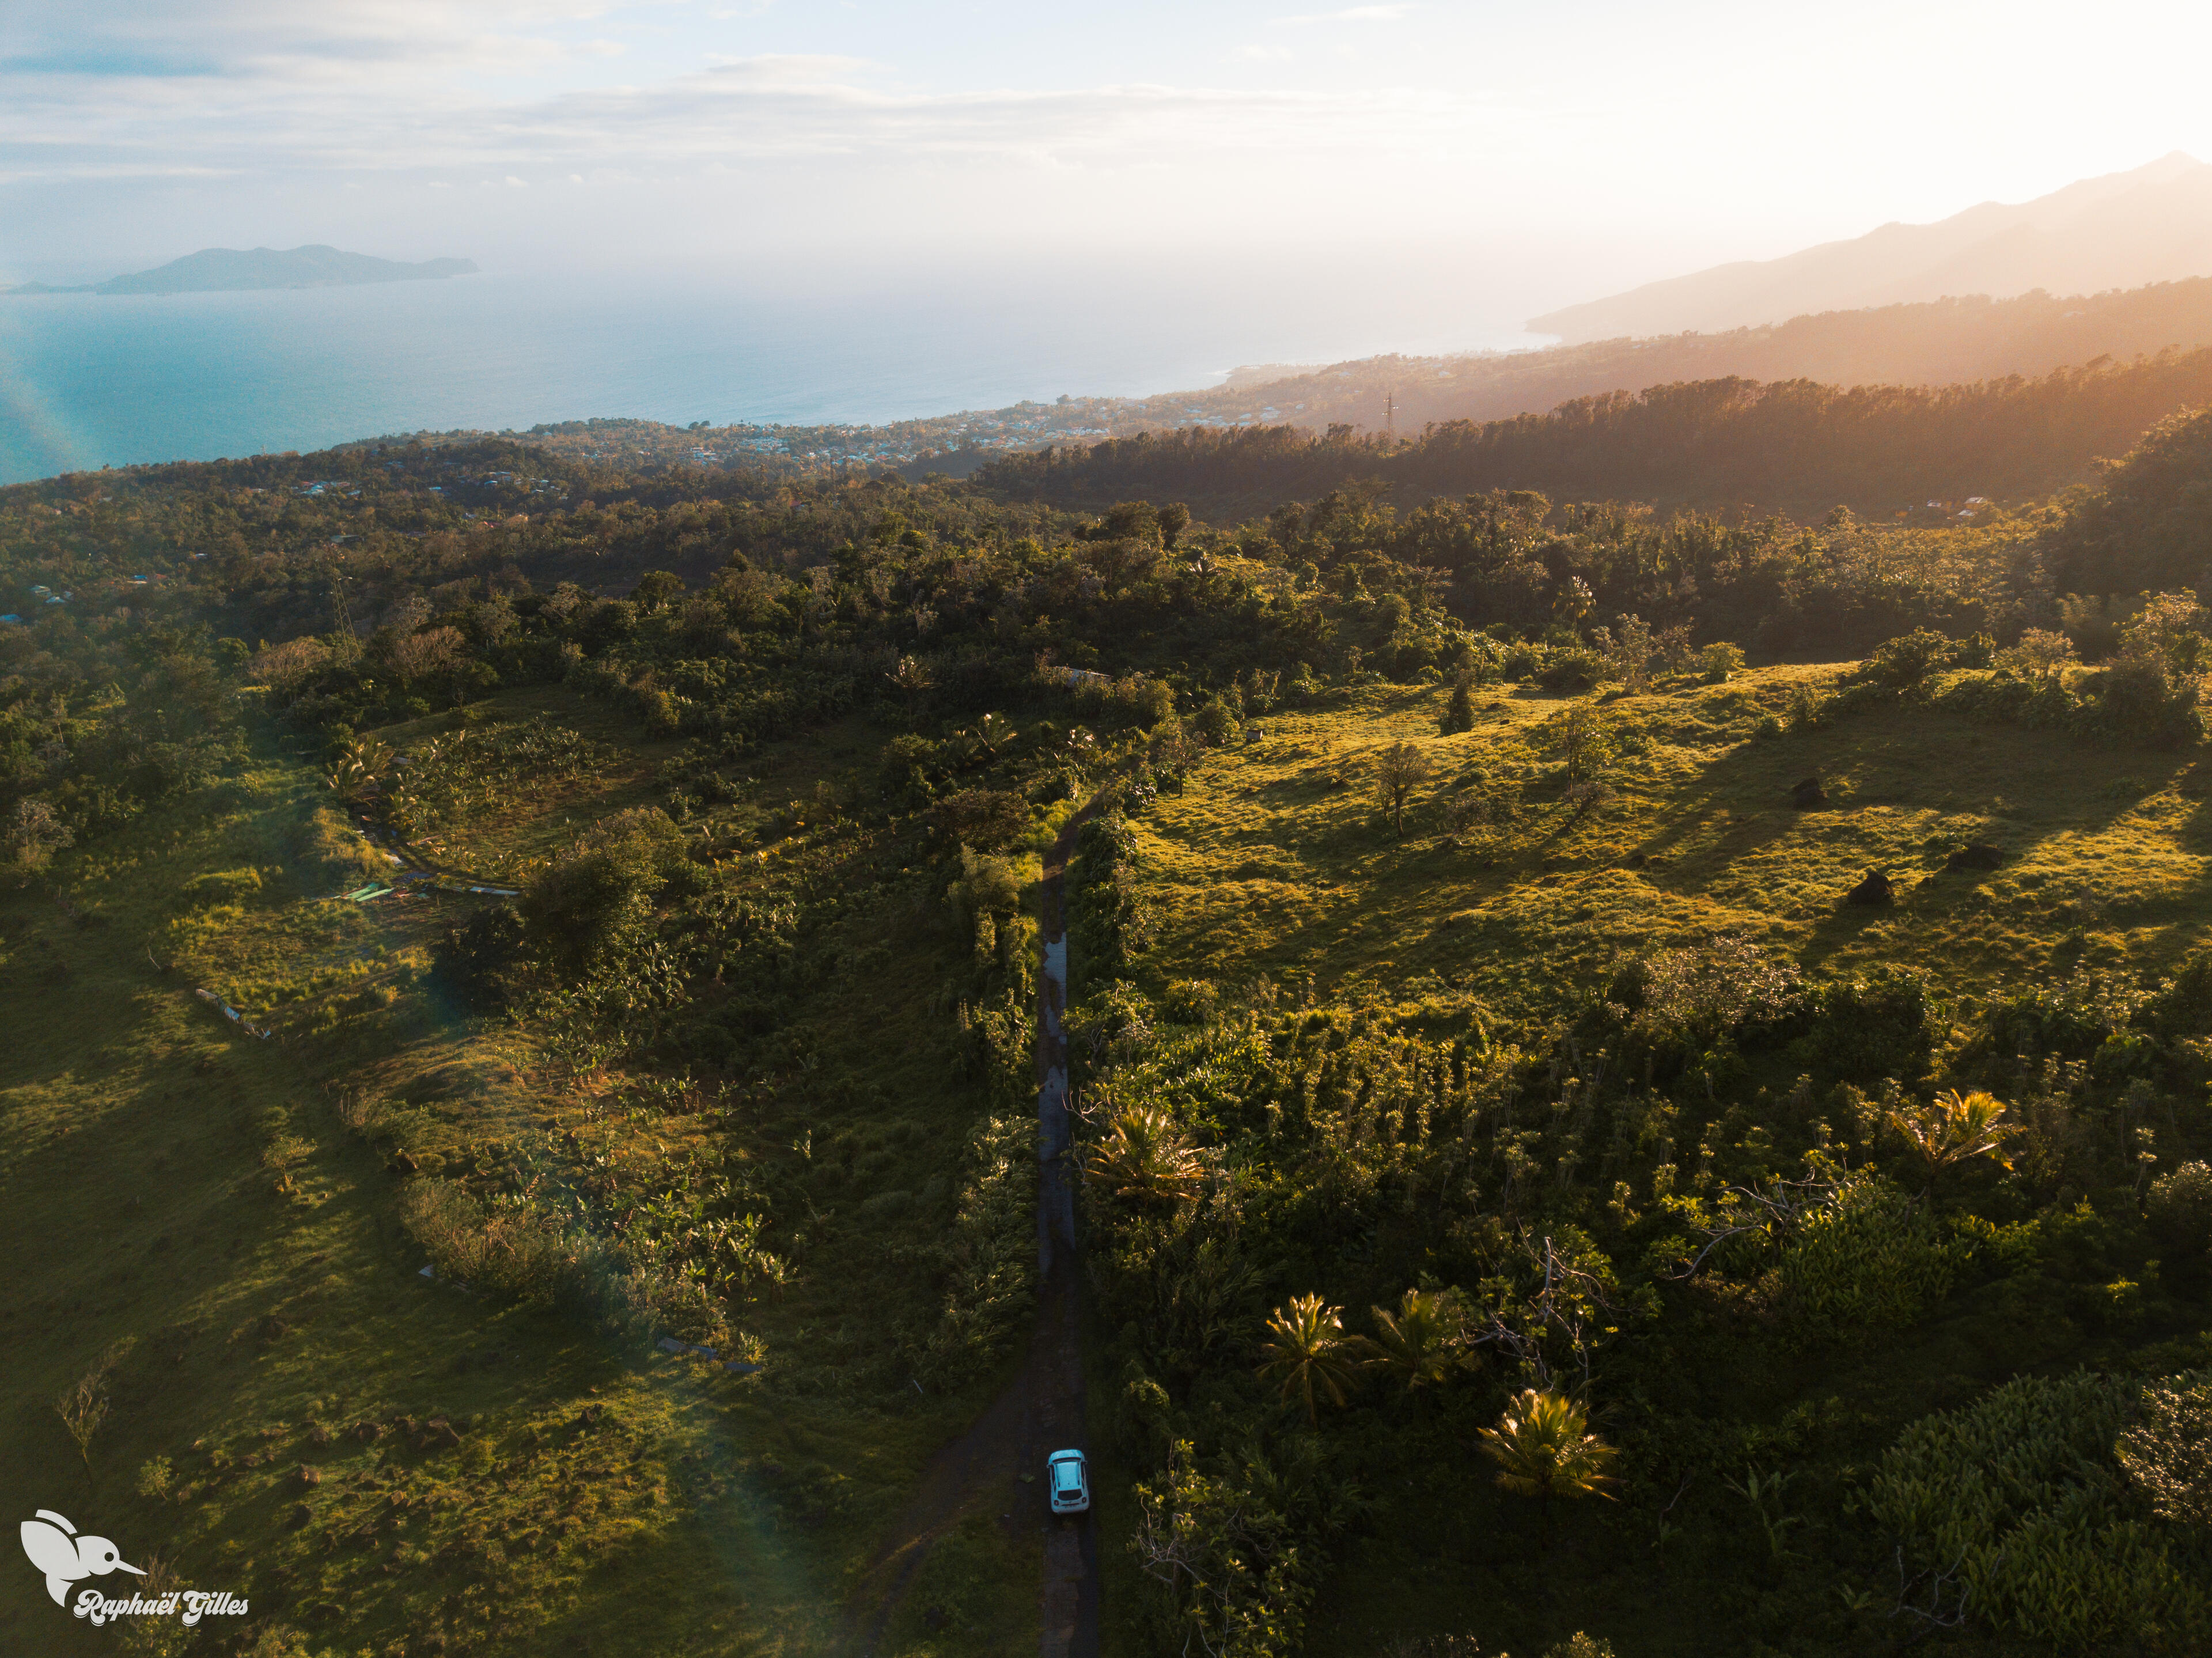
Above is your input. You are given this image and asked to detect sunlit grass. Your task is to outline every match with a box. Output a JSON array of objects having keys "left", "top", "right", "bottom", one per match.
[{"left": 1, "top": 679, "right": 1041, "bottom": 1655}]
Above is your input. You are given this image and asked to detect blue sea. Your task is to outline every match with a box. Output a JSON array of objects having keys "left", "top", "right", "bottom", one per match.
[{"left": 0, "top": 267, "right": 1548, "bottom": 486}]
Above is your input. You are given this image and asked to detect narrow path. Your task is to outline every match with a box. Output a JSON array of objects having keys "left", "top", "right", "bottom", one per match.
[{"left": 835, "top": 804, "right": 1104, "bottom": 1657}]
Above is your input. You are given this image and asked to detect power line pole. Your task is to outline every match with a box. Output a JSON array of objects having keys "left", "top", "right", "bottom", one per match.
[{"left": 325, "top": 553, "right": 355, "bottom": 637}]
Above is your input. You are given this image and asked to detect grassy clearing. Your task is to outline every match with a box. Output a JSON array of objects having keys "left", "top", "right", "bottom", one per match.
[
  {"left": 2, "top": 680, "right": 1040, "bottom": 1656},
  {"left": 1130, "top": 665, "right": 2212, "bottom": 1031}
]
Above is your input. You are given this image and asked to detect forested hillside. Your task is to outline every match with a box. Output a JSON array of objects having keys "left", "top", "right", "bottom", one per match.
[
  {"left": 981, "top": 352, "right": 2212, "bottom": 521},
  {"left": 5, "top": 393, "right": 2212, "bottom": 1656},
  {"left": 1187, "top": 278, "right": 2212, "bottom": 441}
]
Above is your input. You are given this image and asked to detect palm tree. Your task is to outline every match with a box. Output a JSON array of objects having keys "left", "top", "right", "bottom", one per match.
[
  {"left": 887, "top": 653, "right": 935, "bottom": 722},
  {"left": 1256, "top": 1294, "right": 1373, "bottom": 1424},
  {"left": 1085, "top": 1106, "right": 1203, "bottom": 1210},
  {"left": 1369, "top": 1288, "right": 1476, "bottom": 1394},
  {"left": 1887, "top": 1088, "right": 2016, "bottom": 1197},
  {"left": 1478, "top": 1387, "right": 1619, "bottom": 1538}
]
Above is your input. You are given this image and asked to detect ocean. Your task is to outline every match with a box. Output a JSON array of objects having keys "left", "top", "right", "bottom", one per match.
[{"left": 0, "top": 267, "right": 1548, "bottom": 486}]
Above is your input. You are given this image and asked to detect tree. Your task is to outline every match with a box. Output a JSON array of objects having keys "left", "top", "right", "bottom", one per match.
[
  {"left": 1699, "top": 641, "right": 1746, "bottom": 682},
  {"left": 1885, "top": 1088, "right": 2016, "bottom": 1196},
  {"left": 2001, "top": 627, "right": 2075, "bottom": 682},
  {"left": 1438, "top": 673, "right": 1476, "bottom": 735},
  {"left": 1369, "top": 1288, "right": 1476, "bottom": 1393},
  {"left": 519, "top": 807, "right": 688, "bottom": 970},
  {"left": 1085, "top": 1105, "right": 1204, "bottom": 1210},
  {"left": 6, "top": 797, "right": 74, "bottom": 872},
  {"left": 1373, "top": 741, "right": 1433, "bottom": 838},
  {"left": 888, "top": 653, "right": 935, "bottom": 722},
  {"left": 1477, "top": 1387, "right": 1619, "bottom": 1525},
  {"left": 1257, "top": 1294, "right": 1372, "bottom": 1424},
  {"left": 930, "top": 788, "right": 1029, "bottom": 850},
  {"left": 1556, "top": 701, "right": 1617, "bottom": 783},
  {"left": 54, "top": 1339, "right": 132, "bottom": 1480},
  {"left": 630, "top": 569, "right": 685, "bottom": 612},
  {"left": 1606, "top": 613, "right": 1654, "bottom": 689}
]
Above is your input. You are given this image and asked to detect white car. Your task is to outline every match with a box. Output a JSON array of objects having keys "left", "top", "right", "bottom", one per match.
[{"left": 1047, "top": 1448, "right": 1090, "bottom": 1515}]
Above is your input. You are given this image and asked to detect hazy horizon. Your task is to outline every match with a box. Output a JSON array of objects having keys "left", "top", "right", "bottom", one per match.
[{"left": 10, "top": 2, "right": 2212, "bottom": 323}]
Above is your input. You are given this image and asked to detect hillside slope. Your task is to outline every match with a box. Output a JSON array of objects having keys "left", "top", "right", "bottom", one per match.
[
  {"left": 1533, "top": 153, "right": 2212, "bottom": 342},
  {"left": 1071, "top": 665, "right": 2212, "bottom": 1657}
]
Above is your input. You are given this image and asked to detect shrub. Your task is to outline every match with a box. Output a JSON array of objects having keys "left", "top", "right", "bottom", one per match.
[
  {"left": 1865, "top": 1372, "right": 2205, "bottom": 1649},
  {"left": 2119, "top": 1375, "right": 2212, "bottom": 1530},
  {"left": 1797, "top": 969, "right": 1934, "bottom": 1084},
  {"left": 1780, "top": 1174, "right": 1970, "bottom": 1335},
  {"left": 2081, "top": 654, "right": 2205, "bottom": 748},
  {"left": 1699, "top": 641, "right": 1745, "bottom": 682},
  {"left": 291, "top": 803, "right": 385, "bottom": 888},
  {"left": 1192, "top": 696, "right": 1237, "bottom": 745},
  {"left": 1864, "top": 627, "right": 1955, "bottom": 688},
  {"left": 2147, "top": 1163, "right": 2212, "bottom": 1261},
  {"left": 1536, "top": 648, "right": 1604, "bottom": 693},
  {"left": 180, "top": 866, "right": 264, "bottom": 908},
  {"left": 1438, "top": 673, "right": 1476, "bottom": 735},
  {"left": 519, "top": 807, "right": 687, "bottom": 969},
  {"left": 931, "top": 788, "right": 1030, "bottom": 850}
]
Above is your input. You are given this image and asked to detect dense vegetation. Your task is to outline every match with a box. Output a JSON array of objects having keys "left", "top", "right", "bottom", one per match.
[
  {"left": 7, "top": 388, "right": 2212, "bottom": 1655},
  {"left": 982, "top": 353, "right": 2212, "bottom": 521}
]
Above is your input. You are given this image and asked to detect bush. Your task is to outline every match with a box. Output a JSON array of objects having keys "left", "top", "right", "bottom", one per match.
[
  {"left": 1866, "top": 1371, "right": 2206, "bottom": 1649},
  {"left": 1536, "top": 648, "right": 1604, "bottom": 693},
  {"left": 2147, "top": 1163, "right": 2212, "bottom": 1261},
  {"left": 519, "top": 807, "right": 687, "bottom": 969},
  {"left": 1781, "top": 1174, "right": 1970, "bottom": 1335},
  {"left": 1699, "top": 641, "right": 1745, "bottom": 682},
  {"left": 291, "top": 803, "right": 386, "bottom": 888},
  {"left": 931, "top": 788, "right": 1030, "bottom": 850},
  {"left": 1192, "top": 696, "right": 1237, "bottom": 745},
  {"left": 1797, "top": 969, "right": 1934, "bottom": 1084},
  {"left": 2082, "top": 656, "right": 2205, "bottom": 748},
  {"left": 180, "top": 866, "right": 264, "bottom": 908},
  {"left": 1864, "top": 627, "right": 1954, "bottom": 688}
]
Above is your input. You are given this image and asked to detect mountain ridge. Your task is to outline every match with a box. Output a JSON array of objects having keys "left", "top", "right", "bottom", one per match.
[{"left": 1532, "top": 153, "right": 2212, "bottom": 342}]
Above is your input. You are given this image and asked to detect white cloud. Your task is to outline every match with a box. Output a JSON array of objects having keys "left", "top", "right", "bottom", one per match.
[
  {"left": 1271, "top": 5, "right": 1412, "bottom": 25},
  {"left": 0, "top": 50, "right": 1486, "bottom": 182}
]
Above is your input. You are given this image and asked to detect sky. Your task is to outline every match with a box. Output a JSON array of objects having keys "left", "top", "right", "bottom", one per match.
[{"left": 6, "top": 1, "right": 2212, "bottom": 324}]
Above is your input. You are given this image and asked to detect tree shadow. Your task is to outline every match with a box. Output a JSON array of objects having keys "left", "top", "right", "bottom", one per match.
[{"left": 1627, "top": 705, "right": 2190, "bottom": 891}]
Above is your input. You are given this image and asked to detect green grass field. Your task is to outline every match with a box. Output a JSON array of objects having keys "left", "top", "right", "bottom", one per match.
[{"left": 1129, "top": 666, "right": 2212, "bottom": 1029}]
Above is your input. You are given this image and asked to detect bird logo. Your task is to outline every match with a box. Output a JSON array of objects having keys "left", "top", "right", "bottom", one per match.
[{"left": 20, "top": 1510, "right": 145, "bottom": 1606}]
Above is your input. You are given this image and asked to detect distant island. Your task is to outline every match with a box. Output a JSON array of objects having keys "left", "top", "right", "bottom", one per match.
[{"left": 7, "top": 245, "right": 478, "bottom": 297}]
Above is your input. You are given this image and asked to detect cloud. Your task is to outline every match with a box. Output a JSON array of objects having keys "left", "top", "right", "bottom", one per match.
[
  {"left": 0, "top": 48, "right": 1484, "bottom": 183},
  {"left": 1271, "top": 4, "right": 1412, "bottom": 24}
]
